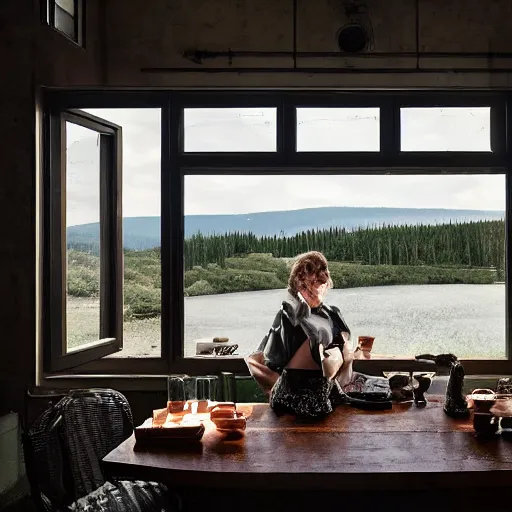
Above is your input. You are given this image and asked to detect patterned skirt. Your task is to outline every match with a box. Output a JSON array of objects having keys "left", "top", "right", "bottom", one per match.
[
  {"left": 269, "top": 369, "right": 392, "bottom": 417},
  {"left": 269, "top": 369, "right": 343, "bottom": 417}
]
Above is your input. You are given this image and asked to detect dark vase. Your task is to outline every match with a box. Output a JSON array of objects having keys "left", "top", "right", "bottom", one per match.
[{"left": 443, "top": 361, "right": 469, "bottom": 419}]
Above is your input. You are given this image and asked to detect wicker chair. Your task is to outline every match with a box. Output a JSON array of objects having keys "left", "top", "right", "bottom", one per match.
[{"left": 23, "top": 388, "right": 178, "bottom": 512}]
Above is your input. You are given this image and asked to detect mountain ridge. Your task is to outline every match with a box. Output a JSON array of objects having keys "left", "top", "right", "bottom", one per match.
[{"left": 67, "top": 206, "right": 505, "bottom": 251}]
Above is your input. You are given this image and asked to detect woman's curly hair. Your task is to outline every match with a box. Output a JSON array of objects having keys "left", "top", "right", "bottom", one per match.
[{"left": 287, "top": 251, "right": 333, "bottom": 295}]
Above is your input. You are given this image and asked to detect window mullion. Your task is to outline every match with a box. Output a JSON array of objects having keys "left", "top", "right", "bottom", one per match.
[
  {"left": 73, "top": 0, "right": 79, "bottom": 42},
  {"left": 505, "top": 96, "right": 512, "bottom": 359},
  {"left": 491, "top": 100, "right": 507, "bottom": 156},
  {"left": 280, "top": 98, "right": 296, "bottom": 163},
  {"left": 98, "top": 131, "right": 123, "bottom": 346},
  {"left": 57, "top": 116, "right": 67, "bottom": 357},
  {"left": 166, "top": 95, "right": 181, "bottom": 364},
  {"left": 49, "top": 0, "right": 56, "bottom": 27},
  {"left": 99, "top": 134, "right": 113, "bottom": 341},
  {"left": 380, "top": 97, "right": 399, "bottom": 156}
]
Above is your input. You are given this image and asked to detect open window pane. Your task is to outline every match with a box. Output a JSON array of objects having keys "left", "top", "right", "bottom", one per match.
[
  {"left": 55, "top": 4, "right": 75, "bottom": 39},
  {"left": 66, "top": 123, "right": 101, "bottom": 351},
  {"left": 296, "top": 108, "right": 380, "bottom": 152},
  {"left": 400, "top": 107, "right": 491, "bottom": 152},
  {"left": 80, "top": 108, "right": 162, "bottom": 358},
  {"left": 184, "top": 108, "right": 277, "bottom": 152},
  {"left": 48, "top": 110, "right": 122, "bottom": 372},
  {"left": 184, "top": 174, "right": 505, "bottom": 360},
  {"left": 56, "top": 0, "right": 74, "bottom": 15}
]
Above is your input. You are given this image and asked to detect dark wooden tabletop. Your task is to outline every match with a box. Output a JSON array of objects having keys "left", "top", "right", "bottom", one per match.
[{"left": 102, "top": 397, "right": 512, "bottom": 491}]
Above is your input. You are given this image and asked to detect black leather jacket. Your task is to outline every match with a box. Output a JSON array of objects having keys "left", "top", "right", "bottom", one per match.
[{"left": 257, "top": 300, "right": 350, "bottom": 374}]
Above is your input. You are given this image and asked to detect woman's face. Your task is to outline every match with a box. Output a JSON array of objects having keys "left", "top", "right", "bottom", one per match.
[{"left": 301, "top": 267, "right": 330, "bottom": 307}]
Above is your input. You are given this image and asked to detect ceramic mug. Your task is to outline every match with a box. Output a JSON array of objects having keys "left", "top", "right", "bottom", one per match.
[
  {"left": 469, "top": 388, "right": 496, "bottom": 414},
  {"left": 473, "top": 413, "right": 499, "bottom": 435}
]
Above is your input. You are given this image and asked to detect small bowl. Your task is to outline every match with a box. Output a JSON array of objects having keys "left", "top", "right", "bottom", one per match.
[{"left": 211, "top": 412, "right": 247, "bottom": 433}]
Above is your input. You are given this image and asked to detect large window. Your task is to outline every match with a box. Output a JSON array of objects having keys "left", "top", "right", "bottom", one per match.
[
  {"left": 42, "top": 92, "right": 512, "bottom": 377},
  {"left": 184, "top": 174, "right": 505, "bottom": 359}
]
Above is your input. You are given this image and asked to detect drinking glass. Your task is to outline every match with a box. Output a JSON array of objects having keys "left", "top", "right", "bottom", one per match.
[
  {"left": 183, "top": 375, "right": 219, "bottom": 414},
  {"left": 167, "top": 374, "right": 188, "bottom": 413},
  {"left": 357, "top": 336, "right": 374, "bottom": 354},
  {"left": 196, "top": 375, "right": 219, "bottom": 401},
  {"left": 220, "top": 372, "right": 237, "bottom": 403}
]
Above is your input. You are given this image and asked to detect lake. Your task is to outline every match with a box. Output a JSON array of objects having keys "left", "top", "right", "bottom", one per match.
[
  {"left": 71, "top": 283, "right": 505, "bottom": 358},
  {"left": 184, "top": 284, "right": 506, "bottom": 359}
]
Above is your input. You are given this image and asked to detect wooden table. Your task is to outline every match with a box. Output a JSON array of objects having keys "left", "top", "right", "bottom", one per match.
[{"left": 103, "top": 397, "right": 512, "bottom": 493}]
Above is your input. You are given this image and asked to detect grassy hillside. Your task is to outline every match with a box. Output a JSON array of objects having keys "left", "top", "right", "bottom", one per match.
[
  {"left": 67, "top": 251, "right": 498, "bottom": 319},
  {"left": 66, "top": 219, "right": 504, "bottom": 318}
]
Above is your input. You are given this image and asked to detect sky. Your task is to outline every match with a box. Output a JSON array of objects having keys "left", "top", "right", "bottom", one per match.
[{"left": 65, "top": 107, "right": 505, "bottom": 227}]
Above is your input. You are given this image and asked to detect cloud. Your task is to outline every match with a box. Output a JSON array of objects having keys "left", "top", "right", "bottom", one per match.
[
  {"left": 64, "top": 107, "right": 504, "bottom": 226},
  {"left": 67, "top": 109, "right": 161, "bottom": 226},
  {"left": 185, "top": 174, "right": 505, "bottom": 215}
]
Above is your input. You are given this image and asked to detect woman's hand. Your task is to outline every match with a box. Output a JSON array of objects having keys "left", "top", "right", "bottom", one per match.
[
  {"left": 344, "top": 351, "right": 355, "bottom": 364},
  {"left": 320, "top": 346, "right": 344, "bottom": 381},
  {"left": 337, "top": 336, "right": 354, "bottom": 386}
]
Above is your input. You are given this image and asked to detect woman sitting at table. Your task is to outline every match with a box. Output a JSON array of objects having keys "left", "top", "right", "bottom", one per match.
[{"left": 246, "top": 251, "right": 358, "bottom": 416}]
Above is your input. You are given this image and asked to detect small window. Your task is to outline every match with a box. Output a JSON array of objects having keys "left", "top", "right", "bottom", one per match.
[
  {"left": 296, "top": 108, "right": 380, "bottom": 152},
  {"left": 400, "top": 107, "right": 491, "bottom": 152},
  {"left": 44, "top": 0, "right": 83, "bottom": 46},
  {"left": 183, "top": 108, "right": 277, "bottom": 152}
]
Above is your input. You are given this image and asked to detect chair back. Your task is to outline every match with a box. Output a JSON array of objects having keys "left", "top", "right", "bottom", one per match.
[{"left": 23, "top": 388, "right": 133, "bottom": 511}]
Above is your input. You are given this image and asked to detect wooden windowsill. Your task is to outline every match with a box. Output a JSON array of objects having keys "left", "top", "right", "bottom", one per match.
[{"left": 33, "top": 373, "right": 512, "bottom": 395}]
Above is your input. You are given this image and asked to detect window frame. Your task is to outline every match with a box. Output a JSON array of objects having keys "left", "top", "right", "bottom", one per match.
[
  {"left": 44, "top": 107, "right": 123, "bottom": 372},
  {"left": 42, "top": 92, "right": 171, "bottom": 377},
  {"left": 41, "top": 89, "right": 512, "bottom": 381},
  {"left": 42, "top": 0, "right": 84, "bottom": 47}
]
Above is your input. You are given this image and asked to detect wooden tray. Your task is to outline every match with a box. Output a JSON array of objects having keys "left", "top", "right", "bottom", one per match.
[{"left": 134, "top": 418, "right": 206, "bottom": 447}]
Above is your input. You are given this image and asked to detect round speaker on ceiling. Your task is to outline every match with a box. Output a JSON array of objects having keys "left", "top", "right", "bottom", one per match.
[{"left": 336, "top": 24, "right": 368, "bottom": 53}]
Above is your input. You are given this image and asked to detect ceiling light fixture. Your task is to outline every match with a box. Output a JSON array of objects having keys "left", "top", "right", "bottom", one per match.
[
  {"left": 337, "top": 0, "right": 373, "bottom": 53},
  {"left": 336, "top": 24, "right": 368, "bottom": 53}
]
